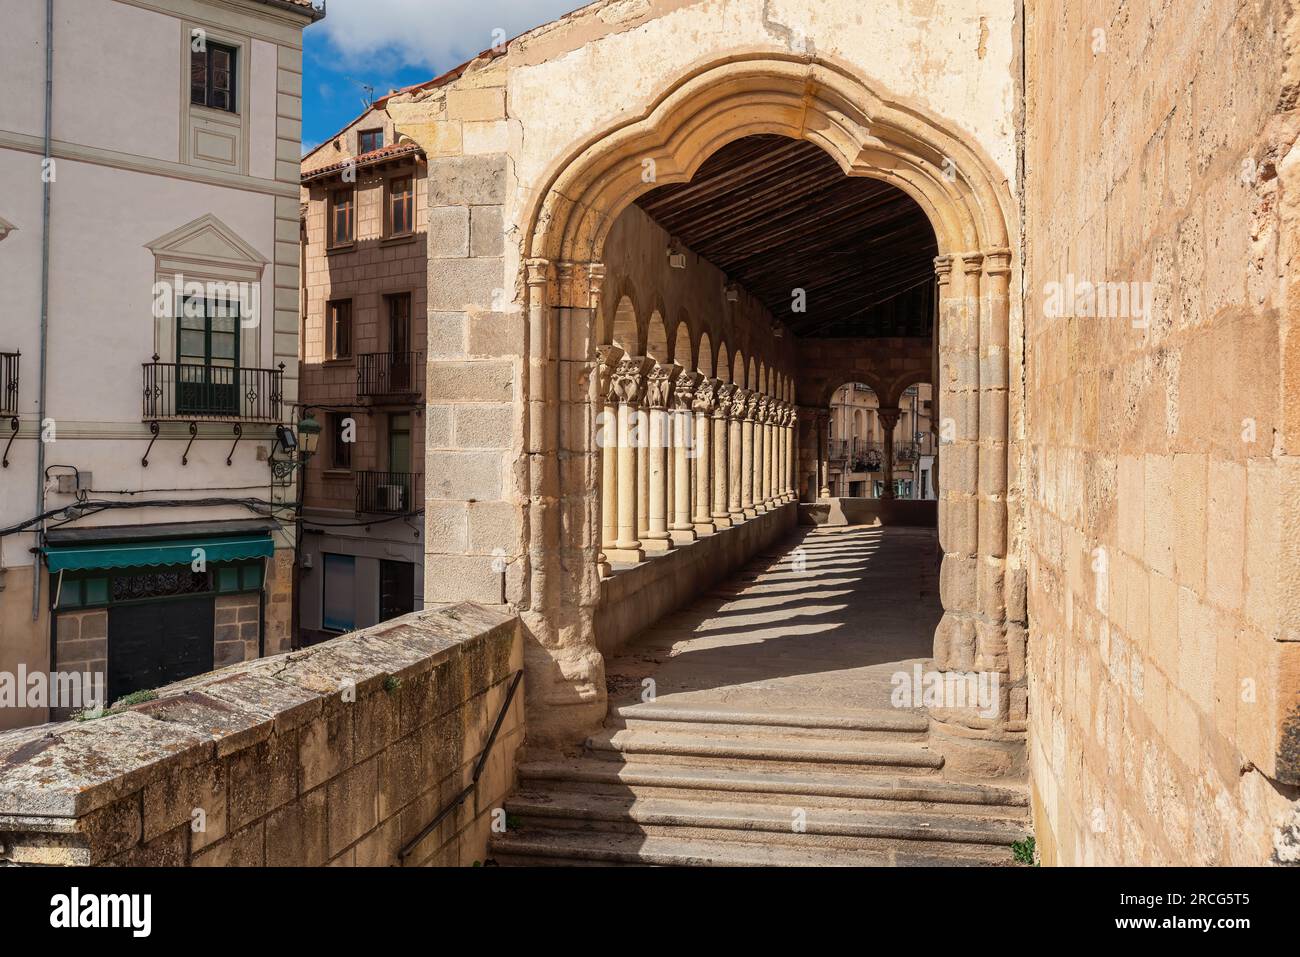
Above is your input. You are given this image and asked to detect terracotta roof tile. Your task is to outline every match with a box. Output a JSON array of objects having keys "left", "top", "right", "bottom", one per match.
[{"left": 300, "top": 142, "right": 422, "bottom": 183}]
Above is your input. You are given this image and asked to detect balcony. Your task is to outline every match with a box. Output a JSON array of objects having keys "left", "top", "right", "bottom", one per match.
[
  {"left": 357, "top": 351, "right": 424, "bottom": 402},
  {"left": 356, "top": 470, "right": 422, "bottom": 515},
  {"left": 1, "top": 351, "right": 18, "bottom": 417},
  {"left": 142, "top": 359, "right": 284, "bottom": 422}
]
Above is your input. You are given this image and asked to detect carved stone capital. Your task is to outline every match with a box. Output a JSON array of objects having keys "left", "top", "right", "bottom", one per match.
[
  {"left": 525, "top": 257, "right": 552, "bottom": 288},
  {"left": 646, "top": 362, "right": 682, "bottom": 410},
  {"left": 715, "top": 383, "right": 738, "bottom": 418},
  {"left": 596, "top": 344, "right": 626, "bottom": 404},
  {"left": 960, "top": 251, "right": 984, "bottom": 276},
  {"left": 983, "top": 247, "right": 1013, "bottom": 278},
  {"left": 934, "top": 254, "right": 954, "bottom": 287},
  {"left": 693, "top": 377, "right": 719, "bottom": 414},
  {"left": 733, "top": 388, "right": 755, "bottom": 420},
  {"left": 673, "top": 369, "right": 702, "bottom": 409},
  {"left": 611, "top": 355, "right": 652, "bottom": 406}
]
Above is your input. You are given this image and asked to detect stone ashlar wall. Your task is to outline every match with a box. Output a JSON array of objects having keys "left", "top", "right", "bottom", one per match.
[
  {"left": 0, "top": 604, "right": 522, "bottom": 867},
  {"left": 1024, "top": 0, "right": 1300, "bottom": 864}
]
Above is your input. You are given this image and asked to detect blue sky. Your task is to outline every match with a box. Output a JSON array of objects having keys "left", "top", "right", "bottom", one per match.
[{"left": 302, "top": 0, "right": 588, "bottom": 150}]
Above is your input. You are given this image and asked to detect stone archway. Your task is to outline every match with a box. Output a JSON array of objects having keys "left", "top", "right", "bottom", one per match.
[{"left": 519, "top": 52, "right": 1018, "bottom": 746}]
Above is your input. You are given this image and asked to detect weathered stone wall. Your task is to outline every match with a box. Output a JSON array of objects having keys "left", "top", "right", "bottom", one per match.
[
  {"left": 1024, "top": 0, "right": 1300, "bottom": 864},
  {"left": 0, "top": 604, "right": 522, "bottom": 867},
  {"left": 597, "top": 504, "right": 797, "bottom": 657},
  {"left": 385, "top": 56, "right": 520, "bottom": 611}
]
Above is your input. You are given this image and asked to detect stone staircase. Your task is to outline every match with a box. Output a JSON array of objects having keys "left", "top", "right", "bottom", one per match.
[{"left": 489, "top": 703, "right": 1029, "bottom": 866}]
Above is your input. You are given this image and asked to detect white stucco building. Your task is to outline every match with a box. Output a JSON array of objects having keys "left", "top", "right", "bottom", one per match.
[{"left": 0, "top": 0, "right": 322, "bottom": 728}]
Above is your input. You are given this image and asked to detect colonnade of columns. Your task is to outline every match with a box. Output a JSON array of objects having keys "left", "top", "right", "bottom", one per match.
[{"left": 597, "top": 348, "right": 797, "bottom": 572}]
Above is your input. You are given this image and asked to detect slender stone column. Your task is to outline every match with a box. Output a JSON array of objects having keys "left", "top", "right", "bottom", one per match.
[
  {"left": 978, "top": 249, "right": 1014, "bottom": 676},
  {"left": 713, "top": 383, "right": 736, "bottom": 528},
  {"left": 738, "top": 389, "right": 757, "bottom": 518},
  {"left": 780, "top": 405, "right": 790, "bottom": 501},
  {"left": 774, "top": 402, "right": 785, "bottom": 500},
  {"left": 643, "top": 362, "right": 679, "bottom": 551},
  {"left": 817, "top": 410, "right": 831, "bottom": 498},
  {"left": 670, "top": 371, "right": 699, "bottom": 544},
  {"left": 779, "top": 403, "right": 791, "bottom": 500},
  {"left": 752, "top": 395, "right": 767, "bottom": 513},
  {"left": 596, "top": 344, "right": 624, "bottom": 577},
  {"left": 692, "top": 378, "right": 718, "bottom": 534},
  {"left": 759, "top": 397, "right": 769, "bottom": 509},
  {"left": 933, "top": 254, "right": 979, "bottom": 672},
  {"left": 636, "top": 408, "right": 649, "bottom": 538},
  {"left": 878, "top": 406, "right": 901, "bottom": 501},
  {"left": 726, "top": 387, "right": 745, "bottom": 522},
  {"left": 608, "top": 356, "right": 651, "bottom": 562}
]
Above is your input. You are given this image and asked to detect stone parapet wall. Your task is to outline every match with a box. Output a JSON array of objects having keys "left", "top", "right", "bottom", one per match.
[
  {"left": 1024, "top": 0, "right": 1300, "bottom": 864},
  {"left": 597, "top": 503, "right": 798, "bottom": 657},
  {"left": 0, "top": 604, "right": 522, "bottom": 867}
]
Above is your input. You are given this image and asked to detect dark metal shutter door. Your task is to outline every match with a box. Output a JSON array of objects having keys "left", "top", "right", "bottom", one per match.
[{"left": 108, "top": 596, "right": 215, "bottom": 702}]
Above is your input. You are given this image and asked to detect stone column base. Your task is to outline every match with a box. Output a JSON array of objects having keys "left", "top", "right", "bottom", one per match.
[
  {"left": 927, "top": 712, "right": 1027, "bottom": 780},
  {"left": 606, "top": 546, "right": 644, "bottom": 563},
  {"left": 669, "top": 528, "right": 697, "bottom": 544},
  {"left": 642, "top": 536, "right": 673, "bottom": 552},
  {"left": 693, "top": 521, "right": 717, "bottom": 535}
]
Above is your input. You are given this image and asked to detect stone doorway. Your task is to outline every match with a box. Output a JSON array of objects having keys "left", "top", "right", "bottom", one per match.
[{"left": 517, "top": 54, "right": 1020, "bottom": 752}]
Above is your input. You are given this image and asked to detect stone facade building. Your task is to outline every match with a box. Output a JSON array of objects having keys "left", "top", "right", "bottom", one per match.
[
  {"left": 372, "top": 0, "right": 1300, "bottom": 865},
  {"left": 0, "top": 0, "right": 321, "bottom": 728},
  {"left": 827, "top": 382, "right": 936, "bottom": 499},
  {"left": 297, "top": 107, "right": 429, "bottom": 641}
]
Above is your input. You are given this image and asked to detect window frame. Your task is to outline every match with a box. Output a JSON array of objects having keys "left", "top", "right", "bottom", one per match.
[
  {"left": 329, "top": 412, "right": 353, "bottom": 471},
  {"left": 190, "top": 40, "right": 239, "bottom": 114},
  {"left": 329, "top": 188, "right": 355, "bottom": 248},
  {"left": 358, "top": 128, "right": 384, "bottom": 154},
  {"left": 385, "top": 173, "right": 415, "bottom": 238},
  {"left": 327, "top": 299, "right": 353, "bottom": 360}
]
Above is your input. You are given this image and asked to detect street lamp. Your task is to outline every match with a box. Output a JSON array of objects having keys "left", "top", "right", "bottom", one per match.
[
  {"left": 296, "top": 412, "right": 321, "bottom": 457},
  {"left": 272, "top": 411, "right": 322, "bottom": 479}
]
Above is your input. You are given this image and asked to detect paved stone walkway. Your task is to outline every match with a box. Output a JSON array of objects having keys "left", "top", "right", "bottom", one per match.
[
  {"left": 490, "top": 524, "right": 1027, "bottom": 865},
  {"left": 603, "top": 524, "right": 942, "bottom": 717}
]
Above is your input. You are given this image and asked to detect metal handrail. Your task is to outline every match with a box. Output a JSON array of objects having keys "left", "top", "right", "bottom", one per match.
[
  {"left": 357, "top": 350, "right": 425, "bottom": 398},
  {"left": 142, "top": 359, "right": 283, "bottom": 422},
  {"left": 355, "top": 470, "right": 423, "bottom": 515},
  {"left": 398, "top": 668, "right": 523, "bottom": 863},
  {"left": 0, "top": 352, "right": 18, "bottom": 417}
]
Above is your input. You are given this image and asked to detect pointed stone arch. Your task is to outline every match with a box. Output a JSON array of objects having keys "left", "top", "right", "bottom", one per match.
[{"left": 521, "top": 52, "right": 1018, "bottom": 744}]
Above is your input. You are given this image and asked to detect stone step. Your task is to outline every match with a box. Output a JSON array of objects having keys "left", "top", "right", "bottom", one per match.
[
  {"left": 517, "top": 758, "right": 1028, "bottom": 810},
  {"left": 608, "top": 703, "right": 929, "bottom": 741},
  {"left": 489, "top": 829, "right": 1011, "bottom": 867},
  {"left": 503, "top": 789, "right": 1028, "bottom": 853},
  {"left": 585, "top": 727, "right": 943, "bottom": 774}
]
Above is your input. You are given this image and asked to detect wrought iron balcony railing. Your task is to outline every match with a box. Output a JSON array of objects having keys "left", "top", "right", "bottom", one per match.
[
  {"left": 356, "top": 470, "right": 422, "bottom": 515},
  {"left": 1, "top": 351, "right": 18, "bottom": 417},
  {"left": 142, "top": 358, "right": 284, "bottom": 422},
  {"left": 357, "top": 351, "right": 424, "bottom": 400}
]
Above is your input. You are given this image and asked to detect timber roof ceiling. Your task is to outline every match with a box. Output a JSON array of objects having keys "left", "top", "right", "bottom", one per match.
[{"left": 636, "top": 135, "right": 938, "bottom": 339}]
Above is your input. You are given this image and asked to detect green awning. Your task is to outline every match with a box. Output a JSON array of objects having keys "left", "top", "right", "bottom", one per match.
[{"left": 44, "top": 534, "right": 274, "bottom": 573}]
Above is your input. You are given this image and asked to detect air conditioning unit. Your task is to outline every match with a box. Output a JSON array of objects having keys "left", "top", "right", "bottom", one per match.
[{"left": 377, "top": 484, "right": 405, "bottom": 511}]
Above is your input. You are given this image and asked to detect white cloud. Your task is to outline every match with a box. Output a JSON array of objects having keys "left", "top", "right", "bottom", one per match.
[{"left": 311, "top": 0, "right": 588, "bottom": 71}]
